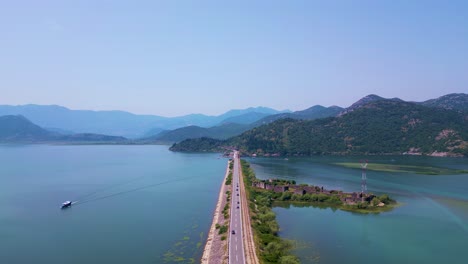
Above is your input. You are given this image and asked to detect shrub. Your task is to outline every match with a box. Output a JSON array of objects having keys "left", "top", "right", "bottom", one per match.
[
  {"left": 379, "top": 194, "right": 391, "bottom": 204},
  {"left": 218, "top": 225, "right": 228, "bottom": 234}
]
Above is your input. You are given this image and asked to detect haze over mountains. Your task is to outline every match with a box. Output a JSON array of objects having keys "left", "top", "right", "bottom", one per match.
[
  {"left": 1, "top": 93, "right": 467, "bottom": 152},
  {"left": 0, "top": 115, "right": 126, "bottom": 143},
  {"left": 0, "top": 105, "right": 288, "bottom": 138}
]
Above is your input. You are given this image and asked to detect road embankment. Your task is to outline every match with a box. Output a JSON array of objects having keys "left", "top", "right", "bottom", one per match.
[{"left": 201, "top": 160, "right": 232, "bottom": 264}]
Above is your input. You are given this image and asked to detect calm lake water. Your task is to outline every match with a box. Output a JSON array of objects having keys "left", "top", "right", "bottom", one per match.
[
  {"left": 248, "top": 156, "right": 468, "bottom": 264},
  {"left": 2, "top": 146, "right": 467, "bottom": 264},
  {"left": 0, "top": 145, "right": 226, "bottom": 264}
]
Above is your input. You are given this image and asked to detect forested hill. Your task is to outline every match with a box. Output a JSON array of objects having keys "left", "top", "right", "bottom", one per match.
[{"left": 170, "top": 100, "right": 468, "bottom": 157}]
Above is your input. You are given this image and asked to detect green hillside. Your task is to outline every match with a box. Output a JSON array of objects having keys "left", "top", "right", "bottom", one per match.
[
  {"left": 171, "top": 100, "right": 468, "bottom": 157},
  {"left": 148, "top": 123, "right": 252, "bottom": 143}
]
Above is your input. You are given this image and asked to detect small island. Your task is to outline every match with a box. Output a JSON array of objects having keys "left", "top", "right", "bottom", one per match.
[{"left": 243, "top": 162, "right": 396, "bottom": 214}]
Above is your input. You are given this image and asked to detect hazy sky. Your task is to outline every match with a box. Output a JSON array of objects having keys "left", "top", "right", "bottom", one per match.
[{"left": 1, "top": 1, "right": 467, "bottom": 117}]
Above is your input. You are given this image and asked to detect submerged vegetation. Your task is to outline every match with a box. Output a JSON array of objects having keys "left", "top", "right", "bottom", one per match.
[{"left": 334, "top": 162, "right": 468, "bottom": 175}]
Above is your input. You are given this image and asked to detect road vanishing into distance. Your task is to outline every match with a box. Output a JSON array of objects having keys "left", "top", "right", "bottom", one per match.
[{"left": 229, "top": 151, "right": 246, "bottom": 264}]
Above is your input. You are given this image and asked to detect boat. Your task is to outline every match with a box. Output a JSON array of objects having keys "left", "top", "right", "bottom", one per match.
[{"left": 61, "top": 201, "right": 72, "bottom": 209}]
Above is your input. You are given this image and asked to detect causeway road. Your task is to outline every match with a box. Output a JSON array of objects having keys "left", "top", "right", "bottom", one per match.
[{"left": 229, "top": 151, "right": 246, "bottom": 264}]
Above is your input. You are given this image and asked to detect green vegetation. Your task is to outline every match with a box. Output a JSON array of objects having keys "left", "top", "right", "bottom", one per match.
[
  {"left": 241, "top": 160, "right": 300, "bottom": 264},
  {"left": 171, "top": 100, "right": 468, "bottom": 157},
  {"left": 334, "top": 162, "right": 468, "bottom": 175},
  {"left": 170, "top": 137, "right": 225, "bottom": 152},
  {"left": 218, "top": 225, "right": 228, "bottom": 235},
  {"left": 151, "top": 123, "right": 253, "bottom": 143},
  {"left": 223, "top": 184, "right": 232, "bottom": 219},
  {"left": 226, "top": 172, "right": 233, "bottom": 185}
]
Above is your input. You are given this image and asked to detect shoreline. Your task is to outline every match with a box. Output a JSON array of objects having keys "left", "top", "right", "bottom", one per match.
[{"left": 201, "top": 160, "right": 231, "bottom": 264}]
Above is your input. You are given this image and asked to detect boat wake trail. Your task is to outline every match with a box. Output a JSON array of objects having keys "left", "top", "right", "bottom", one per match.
[
  {"left": 73, "top": 174, "right": 155, "bottom": 203},
  {"left": 73, "top": 176, "right": 193, "bottom": 206}
]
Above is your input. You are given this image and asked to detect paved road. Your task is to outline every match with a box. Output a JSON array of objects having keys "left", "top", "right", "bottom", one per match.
[{"left": 229, "top": 151, "right": 245, "bottom": 264}]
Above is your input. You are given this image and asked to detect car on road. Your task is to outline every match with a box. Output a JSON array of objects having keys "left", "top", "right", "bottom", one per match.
[
  {"left": 231, "top": 230, "right": 235, "bottom": 234},
  {"left": 237, "top": 194, "right": 239, "bottom": 196},
  {"left": 237, "top": 201, "right": 239, "bottom": 204},
  {"left": 237, "top": 206, "right": 239, "bottom": 209}
]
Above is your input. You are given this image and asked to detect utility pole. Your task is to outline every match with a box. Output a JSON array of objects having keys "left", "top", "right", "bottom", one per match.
[{"left": 360, "top": 160, "right": 368, "bottom": 202}]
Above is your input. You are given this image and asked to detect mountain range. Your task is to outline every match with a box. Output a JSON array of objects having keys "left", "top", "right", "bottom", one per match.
[
  {"left": 146, "top": 105, "right": 344, "bottom": 143},
  {"left": 0, "top": 105, "right": 288, "bottom": 138},
  {"left": 170, "top": 93, "right": 468, "bottom": 157},
  {"left": 1, "top": 93, "right": 467, "bottom": 155}
]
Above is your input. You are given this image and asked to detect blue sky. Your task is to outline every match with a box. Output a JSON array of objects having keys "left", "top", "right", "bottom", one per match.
[{"left": 1, "top": 0, "right": 467, "bottom": 116}]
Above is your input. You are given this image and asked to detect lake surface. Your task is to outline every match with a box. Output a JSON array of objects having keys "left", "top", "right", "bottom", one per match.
[
  {"left": 248, "top": 156, "right": 468, "bottom": 264},
  {"left": 0, "top": 145, "right": 226, "bottom": 264}
]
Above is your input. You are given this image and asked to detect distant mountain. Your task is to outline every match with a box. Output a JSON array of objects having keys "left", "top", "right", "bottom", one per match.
[
  {"left": 420, "top": 93, "right": 468, "bottom": 112},
  {"left": 146, "top": 123, "right": 252, "bottom": 143},
  {"left": 141, "top": 127, "right": 166, "bottom": 138},
  {"left": 0, "top": 115, "right": 127, "bottom": 143},
  {"left": 0, "top": 115, "right": 53, "bottom": 141},
  {"left": 219, "top": 107, "right": 289, "bottom": 119},
  {"left": 0, "top": 105, "right": 167, "bottom": 138},
  {"left": 293, "top": 105, "right": 344, "bottom": 119},
  {"left": 255, "top": 105, "right": 344, "bottom": 125},
  {"left": 0, "top": 105, "right": 286, "bottom": 138},
  {"left": 220, "top": 112, "right": 271, "bottom": 125},
  {"left": 148, "top": 105, "right": 341, "bottom": 142},
  {"left": 171, "top": 99, "right": 468, "bottom": 157}
]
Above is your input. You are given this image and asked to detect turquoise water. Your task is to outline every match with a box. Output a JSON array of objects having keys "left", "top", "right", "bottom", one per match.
[
  {"left": 0, "top": 145, "right": 226, "bottom": 264},
  {"left": 248, "top": 156, "right": 468, "bottom": 264}
]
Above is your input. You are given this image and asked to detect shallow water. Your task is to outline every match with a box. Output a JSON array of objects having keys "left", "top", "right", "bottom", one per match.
[
  {"left": 0, "top": 145, "right": 226, "bottom": 264},
  {"left": 248, "top": 156, "right": 468, "bottom": 264}
]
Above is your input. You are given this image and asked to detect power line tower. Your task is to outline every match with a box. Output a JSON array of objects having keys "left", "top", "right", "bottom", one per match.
[{"left": 360, "top": 160, "right": 368, "bottom": 199}]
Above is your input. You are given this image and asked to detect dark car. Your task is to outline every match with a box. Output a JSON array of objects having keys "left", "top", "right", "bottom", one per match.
[
  {"left": 237, "top": 194, "right": 239, "bottom": 196},
  {"left": 231, "top": 230, "right": 235, "bottom": 234},
  {"left": 237, "top": 201, "right": 240, "bottom": 204},
  {"left": 237, "top": 206, "right": 239, "bottom": 209}
]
